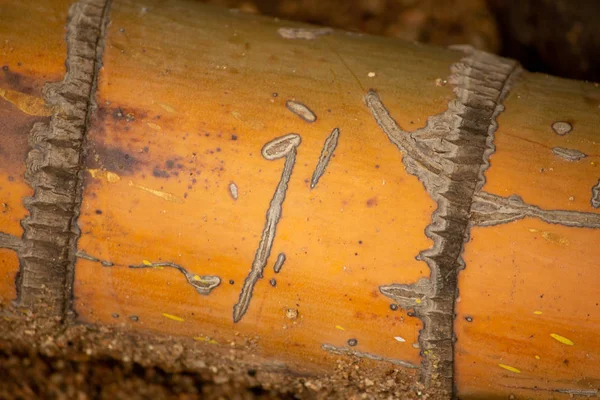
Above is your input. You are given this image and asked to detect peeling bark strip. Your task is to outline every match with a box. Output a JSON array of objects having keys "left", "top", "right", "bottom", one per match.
[
  {"left": 129, "top": 262, "right": 221, "bottom": 295},
  {"left": 311, "top": 127, "right": 340, "bottom": 189},
  {"left": 233, "top": 134, "right": 301, "bottom": 323},
  {"left": 75, "top": 250, "right": 114, "bottom": 267},
  {"left": 551, "top": 146, "right": 587, "bottom": 161},
  {"left": 272, "top": 252, "right": 286, "bottom": 273},
  {"left": 471, "top": 192, "right": 600, "bottom": 228},
  {"left": 593, "top": 180, "right": 600, "bottom": 209},
  {"left": 15, "top": 0, "right": 111, "bottom": 316},
  {"left": 365, "top": 46, "right": 521, "bottom": 394}
]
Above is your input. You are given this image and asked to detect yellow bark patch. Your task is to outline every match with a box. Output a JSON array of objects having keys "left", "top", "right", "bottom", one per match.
[
  {"left": 0, "top": 87, "right": 52, "bottom": 116},
  {"left": 528, "top": 228, "right": 569, "bottom": 247}
]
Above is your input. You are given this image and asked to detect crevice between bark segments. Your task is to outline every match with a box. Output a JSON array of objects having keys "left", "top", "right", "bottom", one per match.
[{"left": 15, "top": 0, "right": 111, "bottom": 317}]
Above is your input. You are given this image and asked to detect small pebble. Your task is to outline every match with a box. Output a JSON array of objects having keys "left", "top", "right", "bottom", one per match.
[
  {"left": 347, "top": 338, "right": 358, "bottom": 346},
  {"left": 129, "top": 315, "right": 139, "bottom": 322}
]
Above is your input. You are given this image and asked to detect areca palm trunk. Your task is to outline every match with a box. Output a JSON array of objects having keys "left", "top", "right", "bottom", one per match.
[{"left": 1, "top": 0, "right": 599, "bottom": 398}]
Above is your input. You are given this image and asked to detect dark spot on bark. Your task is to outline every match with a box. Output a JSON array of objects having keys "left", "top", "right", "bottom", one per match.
[
  {"left": 247, "top": 369, "right": 257, "bottom": 377},
  {"left": 0, "top": 69, "right": 48, "bottom": 96},
  {"left": 358, "top": 240, "right": 363, "bottom": 244},
  {"left": 89, "top": 142, "right": 140, "bottom": 175},
  {"left": 231, "top": 135, "right": 238, "bottom": 140},
  {"left": 95, "top": 210, "right": 102, "bottom": 215},
  {"left": 366, "top": 197, "right": 378, "bottom": 207},
  {"left": 152, "top": 168, "right": 170, "bottom": 178},
  {"left": 143, "top": 146, "right": 149, "bottom": 153},
  {"left": 7, "top": 176, "right": 14, "bottom": 182},
  {"left": 563, "top": 359, "right": 569, "bottom": 366},
  {"left": 166, "top": 160, "right": 175, "bottom": 169}
]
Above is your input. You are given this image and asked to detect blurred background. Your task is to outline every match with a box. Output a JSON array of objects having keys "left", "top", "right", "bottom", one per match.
[{"left": 199, "top": 0, "right": 600, "bottom": 82}]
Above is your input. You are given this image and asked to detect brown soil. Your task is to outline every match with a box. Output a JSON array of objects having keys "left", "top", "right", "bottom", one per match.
[{"left": 0, "top": 306, "right": 435, "bottom": 399}]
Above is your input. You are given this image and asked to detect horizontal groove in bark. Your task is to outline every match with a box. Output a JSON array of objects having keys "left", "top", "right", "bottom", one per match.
[{"left": 15, "top": 0, "right": 111, "bottom": 317}]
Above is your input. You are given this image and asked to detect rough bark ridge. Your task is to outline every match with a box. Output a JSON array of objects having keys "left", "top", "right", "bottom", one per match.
[
  {"left": 366, "top": 46, "right": 522, "bottom": 396},
  {"left": 15, "top": 0, "right": 111, "bottom": 316}
]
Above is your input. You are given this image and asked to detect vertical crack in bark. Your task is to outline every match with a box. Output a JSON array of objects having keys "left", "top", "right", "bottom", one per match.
[
  {"left": 15, "top": 0, "right": 112, "bottom": 317},
  {"left": 365, "top": 46, "right": 522, "bottom": 396}
]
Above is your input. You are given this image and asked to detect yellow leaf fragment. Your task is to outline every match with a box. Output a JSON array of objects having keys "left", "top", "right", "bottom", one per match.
[
  {"left": 550, "top": 333, "right": 574, "bottom": 346},
  {"left": 128, "top": 181, "right": 184, "bottom": 203},
  {"left": 162, "top": 313, "right": 184, "bottom": 322},
  {"left": 146, "top": 122, "right": 161, "bottom": 130},
  {"left": 335, "top": 325, "right": 345, "bottom": 331},
  {"left": 87, "top": 169, "right": 121, "bottom": 183},
  {"left": 158, "top": 102, "right": 176, "bottom": 113},
  {"left": 194, "top": 336, "right": 218, "bottom": 344},
  {"left": 533, "top": 311, "right": 542, "bottom": 315},
  {"left": 143, "top": 260, "right": 152, "bottom": 266},
  {"left": 498, "top": 364, "right": 521, "bottom": 374},
  {"left": 105, "top": 172, "right": 121, "bottom": 183}
]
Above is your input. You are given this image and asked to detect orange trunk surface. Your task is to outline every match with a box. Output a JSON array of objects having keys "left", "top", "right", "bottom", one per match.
[{"left": 1, "top": 0, "right": 599, "bottom": 398}]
